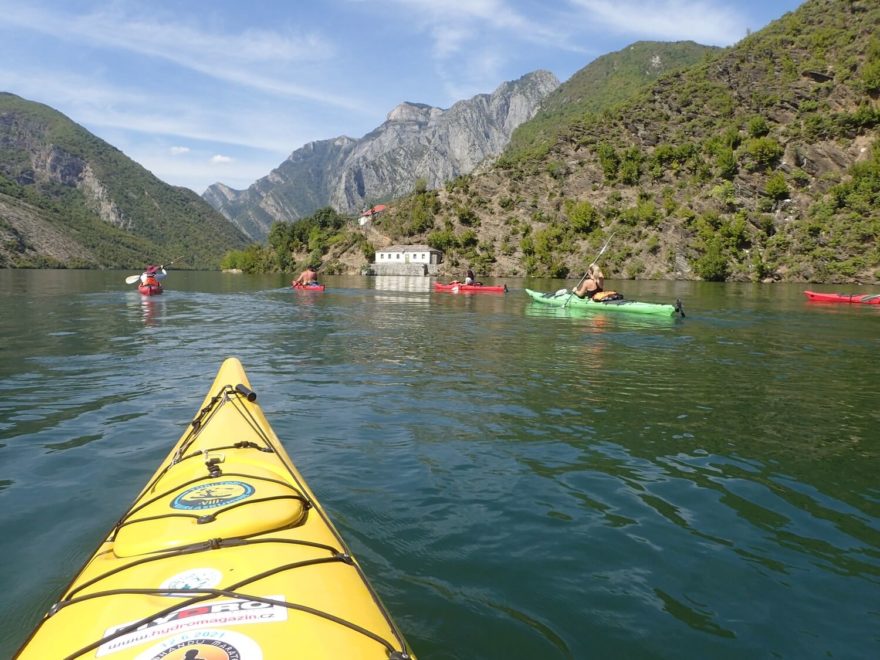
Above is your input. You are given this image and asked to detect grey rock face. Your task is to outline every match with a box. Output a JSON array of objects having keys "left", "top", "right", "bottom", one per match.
[{"left": 203, "top": 70, "right": 559, "bottom": 240}]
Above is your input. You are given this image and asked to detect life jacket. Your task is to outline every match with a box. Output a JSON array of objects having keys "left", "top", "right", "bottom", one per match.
[
  {"left": 143, "top": 274, "right": 160, "bottom": 288},
  {"left": 592, "top": 290, "right": 623, "bottom": 302}
]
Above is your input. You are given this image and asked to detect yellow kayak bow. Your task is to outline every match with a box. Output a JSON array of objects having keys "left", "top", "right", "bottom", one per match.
[{"left": 16, "top": 357, "right": 414, "bottom": 660}]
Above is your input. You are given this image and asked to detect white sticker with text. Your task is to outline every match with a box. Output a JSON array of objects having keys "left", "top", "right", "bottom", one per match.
[{"left": 96, "top": 595, "right": 285, "bottom": 656}]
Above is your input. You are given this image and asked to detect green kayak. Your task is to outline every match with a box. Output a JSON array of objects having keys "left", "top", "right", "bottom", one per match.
[{"left": 525, "top": 288, "right": 684, "bottom": 316}]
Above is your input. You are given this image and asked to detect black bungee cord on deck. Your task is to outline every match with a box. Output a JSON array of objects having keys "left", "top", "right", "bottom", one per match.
[{"left": 36, "top": 381, "right": 413, "bottom": 660}]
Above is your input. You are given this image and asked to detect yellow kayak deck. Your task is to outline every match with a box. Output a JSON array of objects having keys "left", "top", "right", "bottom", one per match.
[{"left": 17, "top": 357, "right": 413, "bottom": 660}]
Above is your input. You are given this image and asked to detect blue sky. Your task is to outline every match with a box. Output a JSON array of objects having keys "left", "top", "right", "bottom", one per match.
[{"left": 0, "top": 0, "right": 804, "bottom": 195}]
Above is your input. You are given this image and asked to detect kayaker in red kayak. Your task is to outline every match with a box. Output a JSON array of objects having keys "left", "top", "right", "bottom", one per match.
[
  {"left": 572, "top": 264, "right": 604, "bottom": 299},
  {"left": 139, "top": 264, "right": 166, "bottom": 289},
  {"left": 292, "top": 264, "right": 319, "bottom": 287},
  {"left": 465, "top": 267, "right": 476, "bottom": 285}
]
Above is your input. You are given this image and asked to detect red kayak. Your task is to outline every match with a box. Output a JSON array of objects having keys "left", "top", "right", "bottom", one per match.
[
  {"left": 138, "top": 283, "right": 162, "bottom": 296},
  {"left": 434, "top": 281, "right": 508, "bottom": 293},
  {"left": 292, "top": 282, "right": 325, "bottom": 291},
  {"left": 804, "top": 290, "right": 880, "bottom": 304}
]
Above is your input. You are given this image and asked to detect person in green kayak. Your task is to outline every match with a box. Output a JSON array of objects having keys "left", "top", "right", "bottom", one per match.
[
  {"left": 292, "top": 264, "right": 319, "bottom": 287},
  {"left": 572, "top": 264, "right": 604, "bottom": 299}
]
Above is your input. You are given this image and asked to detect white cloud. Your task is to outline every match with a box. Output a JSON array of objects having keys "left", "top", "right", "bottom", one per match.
[
  {"left": 385, "top": 0, "right": 576, "bottom": 57},
  {"left": 368, "top": 0, "right": 584, "bottom": 107},
  {"left": 566, "top": 0, "right": 746, "bottom": 45},
  {"left": 211, "top": 155, "right": 234, "bottom": 164},
  {"left": 0, "top": 69, "right": 310, "bottom": 154},
  {"left": 430, "top": 24, "right": 475, "bottom": 59},
  {"left": 169, "top": 146, "right": 190, "bottom": 155},
  {"left": 0, "top": 4, "right": 365, "bottom": 110}
]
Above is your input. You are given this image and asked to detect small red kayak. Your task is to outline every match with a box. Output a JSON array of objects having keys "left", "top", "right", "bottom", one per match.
[
  {"left": 292, "top": 282, "right": 325, "bottom": 291},
  {"left": 138, "top": 283, "right": 163, "bottom": 296},
  {"left": 804, "top": 290, "right": 880, "bottom": 304},
  {"left": 434, "top": 281, "right": 508, "bottom": 293}
]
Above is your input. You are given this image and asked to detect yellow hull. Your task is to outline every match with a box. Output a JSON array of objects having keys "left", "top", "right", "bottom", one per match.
[{"left": 17, "top": 358, "right": 414, "bottom": 660}]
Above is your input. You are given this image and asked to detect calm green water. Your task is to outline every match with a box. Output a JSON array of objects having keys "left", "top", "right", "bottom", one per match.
[{"left": 0, "top": 270, "right": 878, "bottom": 659}]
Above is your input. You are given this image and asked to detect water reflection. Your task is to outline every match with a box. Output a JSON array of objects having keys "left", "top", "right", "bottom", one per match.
[
  {"left": 371, "top": 275, "right": 432, "bottom": 306},
  {"left": 372, "top": 276, "right": 432, "bottom": 292},
  {"left": 524, "top": 301, "right": 680, "bottom": 329},
  {"left": 139, "top": 295, "right": 165, "bottom": 327}
]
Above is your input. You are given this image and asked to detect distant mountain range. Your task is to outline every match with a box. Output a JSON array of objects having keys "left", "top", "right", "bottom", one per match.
[
  {"left": 5, "top": 0, "right": 875, "bottom": 283},
  {"left": 203, "top": 71, "right": 560, "bottom": 241},
  {"left": 0, "top": 92, "right": 248, "bottom": 269}
]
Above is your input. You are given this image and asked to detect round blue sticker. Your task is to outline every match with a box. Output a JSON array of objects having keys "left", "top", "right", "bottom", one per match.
[{"left": 171, "top": 481, "right": 255, "bottom": 510}]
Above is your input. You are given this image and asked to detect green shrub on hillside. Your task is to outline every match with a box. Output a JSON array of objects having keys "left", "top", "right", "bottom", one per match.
[
  {"left": 711, "top": 180, "right": 737, "bottom": 209},
  {"left": 694, "top": 238, "right": 729, "bottom": 281},
  {"left": 427, "top": 229, "right": 457, "bottom": 251},
  {"left": 619, "top": 148, "right": 643, "bottom": 185},
  {"left": 742, "top": 137, "right": 783, "bottom": 171},
  {"left": 456, "top": 205, "right": 479, "bottom": 226},
  {"left": 595, "top": 144, "right": 620, "bottom": 182},
  {"left": 620, "top": 198, "right": 659, "bottom": 226},
  {"left": 458, "top": 229, "right": 479, "bottom": 248},
  {"left": 860, "top": 38, "right": 880, "bottom": 94},
  {"left": 565, "top": 199, "right": 599, "bottom": 234},
  {"left": 220, "top": 244, "right": 275, "bottom": 273},
  {"left": 828, "top": 146, "right": 880, "bottom": 213},
  {"left": 260, "top": 207, "right": 347, "bottom": 271},
  {"left": 791, "top": 168, "right": 810, "bottom": 187},
  {"left": 547, "top": 161, "right": 568, "bottom": 180},
  {"left": 747, "top": 115, "right": 771, "bottom": 138},
  {"left": 650, "top": 142, "right": 699, "bottom": 175},
  {"left": 765, "top": 172, "right": 790, "bottom": 201},
  {"left": 801, "top": 113, "right": 835, "bottom": 140},
  {"left": 836, "top": 105, "right": 880, "bottom": 135},
  {"left": 406, "top": 195, "right": 437, "bottom": 235},
  {"left": 716, "top": 147, "right": 738, "bottom": 179}
]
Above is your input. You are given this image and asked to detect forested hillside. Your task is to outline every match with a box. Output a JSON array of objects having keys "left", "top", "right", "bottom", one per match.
[
  {"left": 0, "top": 93, "right": 248, "bottom": 269},
  {"left": 257, "top": 0, "right": 878, "bottom": 284},
  {"left": 504, "top": 41, "right": 719, "bottom": 163},
  {"left": 431, "top": 0, "right": 880, "bottom": 282}
]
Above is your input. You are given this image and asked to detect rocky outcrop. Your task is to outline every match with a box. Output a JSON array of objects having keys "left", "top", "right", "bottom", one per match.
[
  {"left": 203, "top": 71, "right": 559, "bottom": 240},
  {"left": 0, "top": 193, "right": 96, "bottom": 266}
]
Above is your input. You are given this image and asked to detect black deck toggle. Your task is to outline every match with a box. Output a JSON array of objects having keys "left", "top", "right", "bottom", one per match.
[{"left": 235, "top": 384, "right": 257, "bottom": 401}]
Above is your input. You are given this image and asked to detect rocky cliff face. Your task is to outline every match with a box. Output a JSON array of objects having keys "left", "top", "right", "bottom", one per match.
[
  {"left": 203, "top": 70, "right": 559, "bottom": 240},
  {"left": 1, "top": 111, "right": 126, "bottom": 229},
  {"left": 202, "top": 136, "right": 357, "bottom": 241}
]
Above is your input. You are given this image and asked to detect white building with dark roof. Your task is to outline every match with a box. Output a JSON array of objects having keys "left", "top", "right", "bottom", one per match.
[{"left": 372, "top": 245, "right": 443, "bottom": 276}]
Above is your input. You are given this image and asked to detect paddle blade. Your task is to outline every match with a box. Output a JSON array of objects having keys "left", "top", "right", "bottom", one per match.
[{"left": 125, "top": 275, "right": 141, "bottom": 284}]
